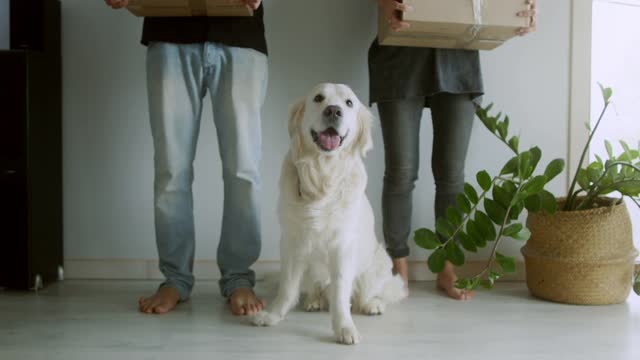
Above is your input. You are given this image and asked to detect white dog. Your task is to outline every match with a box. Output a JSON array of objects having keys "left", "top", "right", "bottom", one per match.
[{"left": 252, "top": 83, "right": 407, "bottom": 345}]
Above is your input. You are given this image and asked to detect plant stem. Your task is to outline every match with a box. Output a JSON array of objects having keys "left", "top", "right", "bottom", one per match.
[
  {"left": 441, "top": 177, "right": 502, "bottom": 248},
  {"left": 488, "top": 131, "right": 519, "bottom": 156},
  {"left": 576, "top": 179, "right": 640, "bottom": 210},
  {"left": 475, "top": 183, "right": 524, "bottom": 279},
  {"left": 565, "top": 102, "right": 610, "bottom": 210},
  {"left": 574, "top": 162, "right": 640, "bottom": 210}
]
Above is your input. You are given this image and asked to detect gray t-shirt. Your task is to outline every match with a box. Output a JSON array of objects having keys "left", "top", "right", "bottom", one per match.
[{"left": 368, "top": 39, "right": 484, "bottom": 107}]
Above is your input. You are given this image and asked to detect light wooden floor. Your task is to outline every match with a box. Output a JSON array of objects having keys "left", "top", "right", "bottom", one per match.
[{"left": 0, "top": 280, "right": 638, "bottom": 360}]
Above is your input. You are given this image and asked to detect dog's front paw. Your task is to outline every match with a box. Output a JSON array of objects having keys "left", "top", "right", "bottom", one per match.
[
  {"left": 361, "top": 298, "right": 385, "bottom": 315},
  {"left": 336, "top": 326, "right": 361, "bottom": 345},
  {"left": 252, "top": 311, "right": 282, "bottom": 327}
]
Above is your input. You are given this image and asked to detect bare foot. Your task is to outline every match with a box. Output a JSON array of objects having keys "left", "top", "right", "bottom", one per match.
[
  {"left": 138, "top": 287, "right": 181, "bottom": 314},
  {"left": 229, "top": 288, "right": 266, "bottom": 316},
  {"left": 392, "top": 257, "right": 410, "bottom": 294},
  {"left": 436, "top": 262, "right": 476, "bottom": 301}
]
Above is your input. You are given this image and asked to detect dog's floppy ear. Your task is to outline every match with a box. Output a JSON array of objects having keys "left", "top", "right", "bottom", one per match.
[
  {"left": 354, "top": 105, "right": 374, "bottom": 157},
  {"left": 288, "top": 98, "right": 306, "bottom": 138}
]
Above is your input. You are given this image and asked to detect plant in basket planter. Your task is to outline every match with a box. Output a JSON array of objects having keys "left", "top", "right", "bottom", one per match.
[{"left": 415, "top": 85, "right": 640, "bottom": 304}]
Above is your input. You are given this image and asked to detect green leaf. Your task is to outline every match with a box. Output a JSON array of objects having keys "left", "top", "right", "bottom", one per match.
[
  {"left": 577, "top": 169, "right": 591, "bottom": 190},
  {"left": 476, "top": 171, "right": 493, "bottom": 192},
  {"left": 544, "top": 159, "right": 565, "bottom": 182},
  {"left": 613, "top": 180, "right": 640, "bottom": 196},
  {"left": 484, "top": 198, "right": 507, "bottom": 225},
  {"left": 518, "top": 151, "right": 532, "bottom": 179},
  {"left": 435, "top": 218, "right": 455, "bottom": 239},
  {"left": 465, "top": 183, "right": 479, "bottom": 204},
  {"left": 599, "top": 83, "right": 613, "bottom": 104},
  {"left": 508, "top": 136, "right": 520, "bottom": 153},
  {"left": 619, "top": 152, "right": 633, "bottom": 162},
  {"left": 524, "top": 193, "right": 542, "bottom": 212},
  {"left": 509, "top": 200, "right": 525, "bottom": 220},
  {"left": 539, "top": 190, "right": 558, "bottom": 214},
  {"left": 467, "top": 277, "right": 480, "bottom": 290},
  {"left": 446, "top": 242, "right": 465, "bottom": 267},
  {"left": 501, "top": 155, "right": 519, "bottom": 176},
  {"left": 503, "top": 223, "right": 523, "bottom": 237},
  {"left": 496, "top": 252, "right": 517, "bottom": 274},
  {"left": 620, "top": 142, "right": 635, "bottom": 174},
  {"left": 497, "top": 119, "right": 508, "bottom": 140},
  {"left": 475, "top": 211, "right": 497, "bottom": 241},
  {"left": 480, "top": 279, "right": 494, "bottom": 289},
  {"left": 455, "top": 278, "right": 470, "bottom": 290},
  {"left": 455, "top": 277, "right": 479, "bottom": 291},
  {"left": 502, "top": 180, "right": 517, "bottom": 195},
  {"left": 513, "top": 227, "right": 532, "bottom": 241},
  {"left": 458, "top": 232, "right": 477, "bottom": 253},
  {"left": 414, "top": 228, "right": 441, "bottom": 250},
  {"left": 527, "top": 147, "right": 542, "bottom": 178},
  {"left": 456, "top": 194, "right": 472, "bottom": 214},
  {"left": 587, "top": 162, "right": 604, "bottom": 183},
  {"left": 466, "top": 219, "right": 486, "bottom": 247},
  {"left": 605, "top": 140, "right": 614, "bottom": 159},
  {"left": 481, "top": 272, "right": 502, "bottom": 289},
  {"left": 521, "top": 175, "right": 548, "bottom": 197},
  {"left": 446, "top": 206, "right": 463, "bottom": 227},
  {"left": 634, "top": 272, "right": 640, "bottom": 296},
  {"left": 428, "top": 248, "right": 447, "bottom": 273},
  {"left": 493, "top": 185, "right": 512, "bottom": 209},
  {"left": 477, "top": 105, "right": 498, "bottom": 133},
  {"left": 621, "top": 140, "right": 631, "bottom": 155}
]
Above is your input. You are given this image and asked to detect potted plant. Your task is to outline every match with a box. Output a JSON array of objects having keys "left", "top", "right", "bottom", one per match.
[{"left": 414, "top": 85, "right": 640, "bottom": 304}]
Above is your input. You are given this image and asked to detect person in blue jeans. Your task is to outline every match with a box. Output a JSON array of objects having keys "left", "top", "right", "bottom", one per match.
[{"left": 105, "top": 0, "right": 267, "bottom": 315}]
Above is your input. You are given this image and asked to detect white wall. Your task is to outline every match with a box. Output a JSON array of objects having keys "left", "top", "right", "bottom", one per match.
[
  {"left": 0, "top": 0, "right": 9, "bottom": 49},
  {"left": 591, "top": 0, "right": 640, "bottom": 249},
  {"left": 62, "top": 0, "right": 571, "bottom": 268}
]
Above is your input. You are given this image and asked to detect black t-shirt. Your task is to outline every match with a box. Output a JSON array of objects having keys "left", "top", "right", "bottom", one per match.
[{"left": 140, "top": 5, "right": 267, "bottom": 55}]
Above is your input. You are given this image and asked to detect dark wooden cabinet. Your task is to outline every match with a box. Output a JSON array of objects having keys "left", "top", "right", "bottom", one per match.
[{"left": 0, "top": 0, "right": 62, "bottom": 290}]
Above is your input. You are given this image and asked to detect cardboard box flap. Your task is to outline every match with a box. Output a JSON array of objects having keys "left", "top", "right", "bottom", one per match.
[
  {"left": 402, "top": 0, "right": 529, "bottom": 28},
  {"left": 127, "top": 0, "right": 253, "bottom": 17}
]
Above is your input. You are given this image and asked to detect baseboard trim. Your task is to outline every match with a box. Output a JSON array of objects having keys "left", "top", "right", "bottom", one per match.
[{"left": 63, "top": 259, "right": 526, "bottom": 282}]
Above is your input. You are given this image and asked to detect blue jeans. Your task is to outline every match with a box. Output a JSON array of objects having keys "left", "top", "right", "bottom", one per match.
[{"left": 146, "top": 42, "right": 268, "bottom": 300}]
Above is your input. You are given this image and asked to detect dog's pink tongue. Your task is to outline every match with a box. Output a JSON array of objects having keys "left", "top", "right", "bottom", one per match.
[{"left": 319, "top": 130, "right": 341, "bottom": 151}]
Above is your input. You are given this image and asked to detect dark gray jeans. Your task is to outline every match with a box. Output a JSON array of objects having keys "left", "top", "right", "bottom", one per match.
[{"left": 377, "top": 93, "right": 475, "bottom": 259}]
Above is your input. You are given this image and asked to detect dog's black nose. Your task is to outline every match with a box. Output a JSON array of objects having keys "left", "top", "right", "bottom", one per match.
[{"left": 323, "top": 105, "right": 342, "bottom": 119}]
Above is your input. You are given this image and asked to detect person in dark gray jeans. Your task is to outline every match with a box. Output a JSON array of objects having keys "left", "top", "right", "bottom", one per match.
[{"left": 371, "top": 0, "right": 537, "bottom": 300}]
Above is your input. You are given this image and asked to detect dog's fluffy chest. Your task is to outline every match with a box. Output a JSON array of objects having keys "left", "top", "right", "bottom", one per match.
[{"left": 279, "top": 153, "right": 367, "bottom": 242}]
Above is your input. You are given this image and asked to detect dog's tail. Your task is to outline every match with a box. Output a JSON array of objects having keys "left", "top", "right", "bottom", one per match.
[
  {"left": 372, "top": 243, "right": 408, "bottom": 304},
  {"left": 380, "top": 273, "right": 408, "bottom": 304}
]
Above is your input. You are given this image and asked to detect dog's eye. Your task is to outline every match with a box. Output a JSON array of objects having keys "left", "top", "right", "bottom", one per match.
[
  {"left": 313, "top": 94, "right": 325, "bottom": 103},
  {"left": 346, "top": 99, "right": 353, "bottom": 108}
]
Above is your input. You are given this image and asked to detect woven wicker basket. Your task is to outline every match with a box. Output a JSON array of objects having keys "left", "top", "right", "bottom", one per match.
[{"left": 522, "top": 197, "right": 639, "bottom": 305}]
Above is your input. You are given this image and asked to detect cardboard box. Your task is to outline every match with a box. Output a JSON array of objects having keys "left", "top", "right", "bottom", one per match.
[
  {"left": 127, "top": 0, "right": 253, "bottom": 17},
  {"left": 379, "top": 0, "right": 530, "bottom": 50}
]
